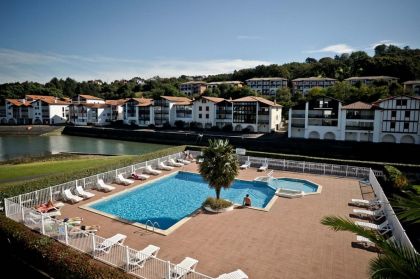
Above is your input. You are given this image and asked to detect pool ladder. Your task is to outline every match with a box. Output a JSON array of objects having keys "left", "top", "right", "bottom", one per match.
[{"left": 145, "top": 220, "right": 160, "bottom": 232}]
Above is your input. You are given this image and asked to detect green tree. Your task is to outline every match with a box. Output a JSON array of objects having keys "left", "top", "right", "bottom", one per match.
[
  {"left": 321, "top": 216, "right": 420, "bottom": 279},
  {"left": 198, "top": 139, "right": 239, "bottom": 199}
]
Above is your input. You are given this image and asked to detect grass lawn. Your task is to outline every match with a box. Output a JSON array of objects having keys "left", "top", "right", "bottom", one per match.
[{"left": 0, "top": 155, "right": 135, "bottom": 187}]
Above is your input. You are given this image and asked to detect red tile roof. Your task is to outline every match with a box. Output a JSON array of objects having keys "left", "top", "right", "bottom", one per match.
[
  {"left": 232, "top": 96, "right": 281, "bottom": 107},
  {"left": 79, "top": 94, "right": 104, "bottom": 100},
  {"left": 161, "top": 96, "right": 192, "bottom": 104},
  {"left": 342, "top": 101, "right": 375, "bottom": 110}
]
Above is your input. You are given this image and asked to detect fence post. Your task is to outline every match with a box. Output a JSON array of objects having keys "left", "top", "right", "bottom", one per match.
[
  {"left": 83, "top": 178, "right": 86, "bottom": 187},
  {"left": 41, "top": 214, "right": 45, "bottom": 235},
  {"left": 323, "top": 164, "right": 326, "bottom": 174},
  {"left": 64, "top": 222, "right": 69, "bottom": 245},
  {"left": 131, "top": 165, "right": 134, "bottom": 174},
  {"left": 167, "top": 261, "right": 171, "bottom": 279},
  {"left": 20, "top": 205, "right": 25, "bottom": 223},
  {"left": 4, "top": 199, "right": 8, "bottom": 217},
  {"left": 345, "top": 166, "right": 348, "bottom": 177},
  {"left": 49, "top": 187, "right": 53, "bottom": 202},
  {"left": 92, "top": 234, "right": 96, "bottom": 258},
  {"left": 356, "top": 168, "right": 358, "bottom": 177},
  {"left": 303, "top": 162, "right": 305, "bottom": 173},
  {"left": 283, "top": 159, "right": 285, "bottom": 169},
  {"left": 125, "top": 246, "right": 130, "bottom": 272},
  {"left": 18, "top": 194, "right": 22, "bottom": 206}
]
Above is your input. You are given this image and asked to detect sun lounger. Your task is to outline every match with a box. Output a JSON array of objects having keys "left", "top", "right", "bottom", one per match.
[
  {"left": 177, "top": 158, "right": 191, "bottom": 165},
  {"left": 69, "top": 224, "right": 100, "bottom": 237},
  {"left": 158, "top": 162, "right": 174, "bottom": 171},
  {"left": 356, "top": 235, "right": 395, "bottom": 248},
  {"left": 349, "top": 197, "right": 382, "bottom": 207},
  {"left": 144, "top": 165, "right": 162, "bottom": 175},
  {"left": 62, "top": 189, "right": 83, "bottom": 204},
  {"left": 240, "top": 161, "right": 251, "bottom": 169},
  {"left": 96, "top": 179, "right": 116, "bottom": 192},
  {"left": 217, "top": 269, "right": 249, "bottom": 279},
  {"left": 116, "top": 173, "right": 134, "bottom": 185},
  {"left": 128, "top": 244, "right": 160, "bottom": 267},
  {"left": 74, "top": 186, "right": 95, "bottom": 199},
  {"left": 26, "top": 212, "right": 58, "bottom": 227},
  {"left": 35, "top": 201, "right": 65, "bottom": 213},
  {"left": 131, "top": 172, "right": 150, "bottom": 180},
  {"left": 258, "top": 162, "right": 268, "bottom": 172},
  {"left": 168, "top": 158, "right": 184, "bottom": 167},
  {"left": 353, "top": 208, "right": 385, "bottom": 220},
  {"left": 95, "top": 233, "right": 127, "bottom": 254},
  {"left": 169, "top": 257, "right": 199, "bottom": 279},
  {"left": 355, "top": 220, "right": 392, "bottom": 235}
]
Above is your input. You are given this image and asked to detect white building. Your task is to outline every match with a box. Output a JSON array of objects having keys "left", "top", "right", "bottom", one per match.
[
  {"left": 30, "top": 97, "right": 70, "bottom": 125},
  {"left": 245, "top": 77, "right": 288, "bottom": 96},
  {"left": 404, "top": 80, "right": 420, "bottom": 96},
  {"left": 345, "top": 76, "right": 398, "bottom": 86},
  {"left": 105, "top": 99, "right": 126, "bottom": 122},
  {"left": 123, "top": 98, "right": 153, "bottom": 126},
  {"left": 288, "top": 97, "right": 342, "bottom": 140},
  {"left": 207, "top": 81, "right": 243, "bottom": 89},
  {"left": 179, "top": 81, "right": 207, "bottom": 96},
  {"left": 288, "top": 96, "right": 420, "bottom": 144},
  {"left": 292, "top": 77, "right": 337, "bottom": 95},
  {"left": 192, "top": 96, "right": 227, "bottom": 129},
  {"left": 3, "top": 99, "right": 32, "bottom": 125},
  {"left": 71, "top": 94, "right": 105, "bottom": 104},
  {"left": 153, "top": 96, "right": 193, "bottom": 126},
  {"left": 68, "top": 103, "right": 109, "bottom": 126},
  {"left": 232, "top": 96, "right": 282, "bottom": 133}
]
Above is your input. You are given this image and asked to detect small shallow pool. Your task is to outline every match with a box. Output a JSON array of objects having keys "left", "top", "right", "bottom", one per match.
[{"left": 268, "top": 178, "right": 319, "bottom": 193}]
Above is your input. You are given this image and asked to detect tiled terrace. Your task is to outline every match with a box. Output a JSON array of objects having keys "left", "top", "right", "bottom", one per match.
[{"left": 60, "top": 163, "right": 375, "bottom": 279}]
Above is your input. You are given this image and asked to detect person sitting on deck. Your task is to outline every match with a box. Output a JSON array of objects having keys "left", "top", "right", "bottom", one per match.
[
  {"left": 35, "top": 200, "right": 57, "bottom": 213},
  {"left": 243, "top": 194, "right": 252, "bottom": 206},
  {"left": 69, "top": 224, "right": 100, "bottom": 233}
]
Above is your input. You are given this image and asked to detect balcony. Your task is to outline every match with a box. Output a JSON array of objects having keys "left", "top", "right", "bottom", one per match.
[
  {"left": 346, "top": 125, "right": 374, "bottom": 131},
  {"left": 216, "top": 115, "right": 232, "bottom": 120},
  {"left": 346, "top": 114, "right": 374, "bottom": 120},
  {"left": 291, "top": 114, "right": 305, "bottom": 118},
  {"left": 308, "top": 119, "right": 338, "bottom": 126},
  {"left": 216, "top": 110, "right": 232, "bottom": 114},
  {"left": 308, "top": 114, "right": 337, "bottom": 119},
  {"left": 291, "top": 123, "right": 305, "bottom": 128}
]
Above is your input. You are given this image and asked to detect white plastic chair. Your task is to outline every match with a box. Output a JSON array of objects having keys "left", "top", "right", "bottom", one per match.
[
  {"left": 74, "top": 186, "right": 95, "bottom": 199},
  {"left": 169, "top": 257, "right": 199, "bottom": 279},
  {"left": 96, "top": 179, "right": 115, "bottom": 192},
  {"left": 128, "top": 244, "right": 160, "bottom": 267},
  {"left": 95, "top": 233, "right": 127, "bottom": 254}
]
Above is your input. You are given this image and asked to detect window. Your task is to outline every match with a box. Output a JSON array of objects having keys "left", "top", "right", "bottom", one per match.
[
  {"left": 396, "top": 100, "right": 402, "bottom": 106},
  {"left": 206, "top": 114, "right": 209, "bottom": 119},
  {"left": 199, "top": 114, "right": 202, "bottom": 119},
  {"left": 199, "top": 106, "right": 202, "bottom": 111},
  {"left": 391, "top": 111, "right": 396, "bottom": 118},
  {"left": 390, "top": 122, "right": 395, "bottom": 129},
  {"left": 405, "top": 111, "right": 410, "bottom": 118},
  {"left": 402, "top": 99, "right": 407, "bottom": 106},
  {"left": 206, "top": 106, "right": 209, "bottom": 111},
  {"left": 404, "top": 122, "right": 409, "bottom": 129}
]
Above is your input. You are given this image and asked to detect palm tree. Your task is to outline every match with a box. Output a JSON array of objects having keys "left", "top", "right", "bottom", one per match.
[
  {"left": 198, "top": 139, "right": 239, "bottom": 199},
  {"left": 321, "top": 216, "right": 420, "bottom": 279},
  {"left": 392, "top": 195, "right": 420, "bottom": 224}
]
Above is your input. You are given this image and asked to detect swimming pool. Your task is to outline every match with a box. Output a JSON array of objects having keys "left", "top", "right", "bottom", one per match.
[
  {"left": 89, "top": 172, "right": 275, "bottom": 231},
  {"left": 269, "top": 178, "right": 319, "bottom": 193}
]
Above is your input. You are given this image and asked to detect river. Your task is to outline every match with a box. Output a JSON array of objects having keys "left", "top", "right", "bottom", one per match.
[{"left": 0, "top": 135, "right": 172, "bottom": 161}]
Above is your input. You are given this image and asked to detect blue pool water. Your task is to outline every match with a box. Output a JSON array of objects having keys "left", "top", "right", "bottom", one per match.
[
  {"left": 269, "top": 178, "right": 318, "bottom": 193},
  {"left": 90, "top": 172, "right": 275, "bottom": 230}
]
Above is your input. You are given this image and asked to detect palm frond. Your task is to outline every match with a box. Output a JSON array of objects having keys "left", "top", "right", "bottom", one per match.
[{"left": 391, "top": 195, "right": 420, "bottom": 224}]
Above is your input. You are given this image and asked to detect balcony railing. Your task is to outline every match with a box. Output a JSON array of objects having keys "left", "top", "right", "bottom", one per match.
[
  {"left": 216, "top": 110, "right": 232, "bottom": 114},
  {"left": 346, "top": 125, "right": 374, "bottom": 131},
  {"left": 291, "top": 123, "right": 305, "bottom": 128},
  {"left": 346, "top": 114, "right": 375, "bottom": 120},
  {"left": 292, "top": 114, "right": 305, "bottom": 118},
  {"left": 308, "top": 119, "right": 338, "bottom": 126},
  {"left": 308, "top": 114, "right": 337, "bottom": 119}
]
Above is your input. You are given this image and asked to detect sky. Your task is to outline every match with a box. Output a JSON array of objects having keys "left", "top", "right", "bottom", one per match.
[{"left": 0, "top": 0, "right": 419, "bottom": 83}]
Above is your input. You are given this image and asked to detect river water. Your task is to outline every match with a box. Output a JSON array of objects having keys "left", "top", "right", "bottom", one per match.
[{"left": 0, "top": 135, "right": 171, "bottom": 161}]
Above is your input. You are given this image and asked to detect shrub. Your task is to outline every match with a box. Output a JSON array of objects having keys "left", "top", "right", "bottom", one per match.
[
  {"left": 162, "top": 122, "right": 171, "bottom": 129},
  {"left": 148, "top": 124, "right": 155, "bottom": 129},
  {"left": 210, "top": 126, "right": 220, "bottom": 131},
  {"left": 174, "top": 120, "right": 185, "bottom": 129},
  {"left": 189, "top": 121, "right": 199, "bottom": 130},
  {"left": 221, "top": 124, "right": 233, "bottom": 132},
  {"left": 241, "top": 127, "right": 251, "bottom": 133},
  {"left": 202, "top": 197, "right": 233, "bottom": 210},
  {"left": 384, "top": 165, "right": 409, "bottom": 190}
]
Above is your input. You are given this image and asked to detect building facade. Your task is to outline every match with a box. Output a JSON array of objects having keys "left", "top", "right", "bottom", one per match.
[
  {"left": 245, "top": 78, "right": 288, "bottom": 96},
  {"left": 206, "top": 81, "right": 243, "bottom": 89},
  {"left": 179, "top": 81, "right": 207, "bottom": 96},
  {"left": 404, "top": 81, "right": 420, "bottom": 96},
  {"left": 345, "top": 76, "right": 398, "bottom": 86},
  {"left": 71, "top": 94, "right": 105, "bottom": 104},
  {"left": 292, "top": 77, "right": 337, "bottom": 95}
]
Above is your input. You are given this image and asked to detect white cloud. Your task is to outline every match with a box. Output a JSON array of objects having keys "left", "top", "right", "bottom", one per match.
[
  {"left": 236, "top": 35, "right": 262, "bottom": 40},
  {"left": 0, "top": 48, "right": 271, "bottom": 83},
  {"left": 304, "top": 44, "right": 355, "bottom": 54}
]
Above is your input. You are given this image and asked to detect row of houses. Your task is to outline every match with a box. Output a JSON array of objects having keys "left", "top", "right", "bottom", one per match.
[
  {"left": 180, "top": 77, "right": 420, "bottom": 97},
  {"left": 288, "top": 96, "right": 420, "bottom": 144},
  {"left": 1, "top": 94, "right": 283, "bottom": 133}
]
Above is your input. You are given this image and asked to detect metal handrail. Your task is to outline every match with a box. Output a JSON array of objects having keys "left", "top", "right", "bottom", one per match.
[{"left": 145, "top": 219, "right": 160, "bottom": 232}]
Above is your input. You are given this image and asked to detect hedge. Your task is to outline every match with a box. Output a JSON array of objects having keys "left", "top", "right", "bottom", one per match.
[
  {"left": 0, "top": 145, "right": 186, "bottom": 205},
  {"left": 384, "top": 165, "right": 409, "bottom": 190}
]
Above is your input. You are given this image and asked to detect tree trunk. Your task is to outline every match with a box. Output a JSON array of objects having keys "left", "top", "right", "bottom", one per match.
[{"left": 215, "top": 187, "right": 221, "bottom": 199}]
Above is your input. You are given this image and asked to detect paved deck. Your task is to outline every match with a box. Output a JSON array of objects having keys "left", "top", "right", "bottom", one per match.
[{"left": 60, "top": 163, "right": 375, "bottom": 278}]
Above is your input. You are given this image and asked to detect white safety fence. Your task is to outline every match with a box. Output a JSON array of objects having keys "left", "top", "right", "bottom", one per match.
[
  {"left": 189, "top": 150, "right": 383, "bottom": 179},
  {"left": 369, "top": 170, "right": 418, "bottom": 254}
]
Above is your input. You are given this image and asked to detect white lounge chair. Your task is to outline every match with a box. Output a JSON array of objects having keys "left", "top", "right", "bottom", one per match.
[
  {"left": 128, "top": 244, "right": 160, "bottom": 267},
  {"left": 74, "top": 186, "right": 95, "bottom": 199},
  {"left": 62, "top": 189, "right": 83, "bottom": 204},
  {"left": 350, "top": 197, "right": 382, "bottom": 207},
  {"left": 26, "top": 211, "right": 57, "bottom": 226},
  {"left": 217, "top": 269, "right": 249, "bottom": 279},
  {"left": 131, "top": 172, "right": 150, "bottom": 180},
  {"left": 356, "top": 235, "right": 396, "bottom": 248},
  {"left": 355, "top": 220, "right": 392, "bottom": 235},
  {"left": 168, "top": 158, "right": 184, "bottom": 167},
  {"left": 177, "top": 158, "right": 191, "bottom": 165},
  {"left": 258, "top": 162, "right": 268, "bottom": 172},
  {"left": 353, "top": 208, "right": 385, "bottom": 220},
  {"left": 95, "top": 233, "right": 127, "bottom": 254},
  {"left": 144, "top": 165, "right": 162, "bottom": 175},
  {"left": 240, "top": 161, "right": 251, "bottom": 169},
  {"left": 158, "top": 162, "right": 174, "bottom": 171},
  {"left": 169, "top": 257, "right": 199, "bottom": 279},
  {"left": 116, "top": 173, "right": 134, "bottom": 185},
  {"left": 96, "top": 179, "right": 116, "bottom": 192}
]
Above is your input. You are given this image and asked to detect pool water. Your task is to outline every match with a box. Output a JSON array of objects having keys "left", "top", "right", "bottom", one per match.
[
  {"left": 269, "top": 178, "right": 318, "bottom": 193},
  {"left": 90, "top": 172, "right": 275, "bottom": 230}
]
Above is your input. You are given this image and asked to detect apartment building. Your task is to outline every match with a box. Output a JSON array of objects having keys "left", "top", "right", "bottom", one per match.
[
  {"left": 123, "top": 98, "right": 153, "bottom": 126},
  {"left": 192, "top": 96, "right": 227, "bottom": 129},
  {"left": 68, "top": 103, "right": 110, "bottom": 126},
  {"left": 246, "top": 77, "right": 288, "bottom": 96},
  {"left": 232, "top": 96, "right": 282, "bottom": 133},
  {"left": 288, "top": 96, "right": 420, "bottom": 144},
  {"left": 3, "top": 99, "right": 33, "bottom": 125},
  {"left": 153, "top": 96, "right": 193, "bottom": 126},
  {"left": 404, "top": 80, "right": 420, "bottom": 95},
  {"left": 288, "top": 97, "right": 342, "bottom": 139},
  {"left": 207, "top": 81, "right": 243, "bottom": 89},
  {"left": 105, "top": 99, "right": 126, "bottom": 122},
  {"left": 292, "top": 77, "right": 337, "bottom": 95},
  {"left": 345, "top": 76, "right": 398, "bottom": 86},
  {"left": 179, "top": 81, "right": 207, "bottom": 96},
  {"left": 31, "top": 97, "right": 69, "bottom": 124}
]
